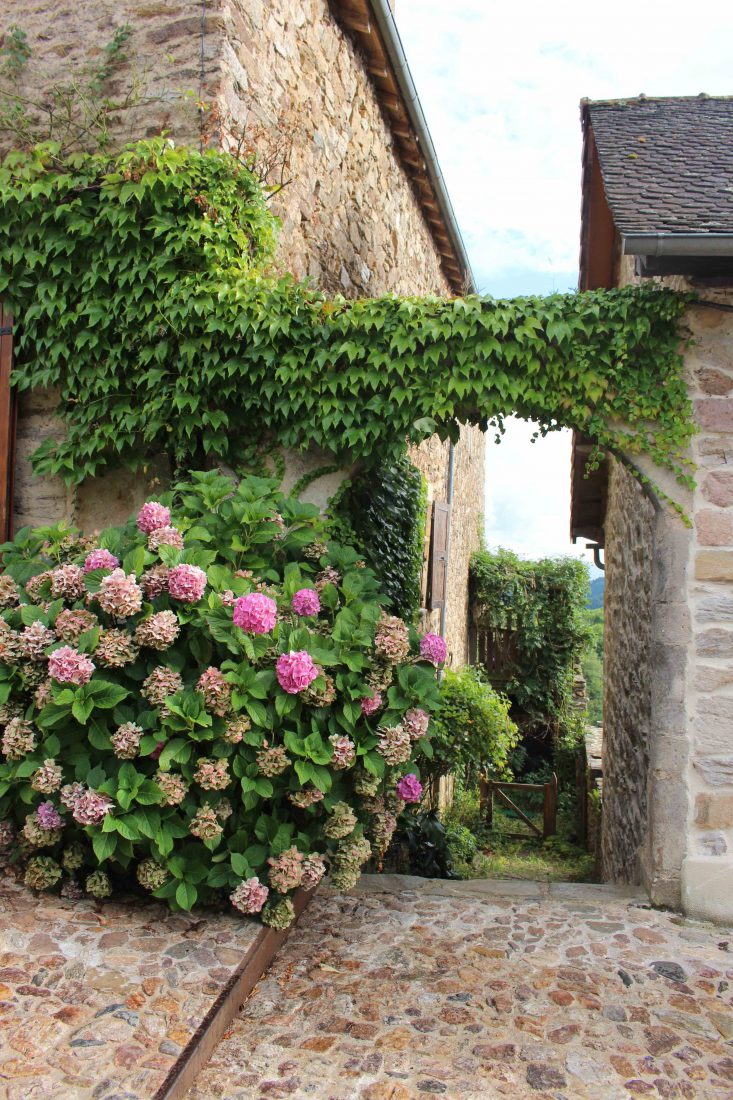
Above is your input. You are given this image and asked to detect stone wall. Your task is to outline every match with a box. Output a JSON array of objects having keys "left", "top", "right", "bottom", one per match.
[
  {"left": 600, "top": 458, "right": 654, "bottom": 884},
  {"left": 2, "top": 0, "right": 484, "bottom": 668},
  {"left": 680, "top": 297, "right": 733, "bottom": 921},
  {"left": 602, "top": 258, "right": 733, "bottom": 918},
  {"left": 410, "top": 425, "right": 486, "bottom": 668}
]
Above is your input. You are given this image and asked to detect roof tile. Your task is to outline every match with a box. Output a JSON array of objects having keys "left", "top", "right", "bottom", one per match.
[{"left": 586, "top": 95, "right": 733, "bottom": 234}]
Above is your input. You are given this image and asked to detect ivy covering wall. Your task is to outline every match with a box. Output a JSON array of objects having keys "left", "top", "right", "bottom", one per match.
[
  {"left": 0, "top": 140, "right": 695, "bottom": 510},
  {"left": 329, "top": 455, "right": 427, "bottom": 623}
]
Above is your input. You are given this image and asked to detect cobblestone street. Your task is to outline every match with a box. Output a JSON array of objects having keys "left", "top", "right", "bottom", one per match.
[{"left": 188, "top": 876, "right": 733, "bottom": 1100}]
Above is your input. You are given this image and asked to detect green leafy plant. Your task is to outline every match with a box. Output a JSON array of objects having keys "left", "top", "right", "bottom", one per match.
[
  {"left": 0, "top": 472, "right": 443, "bottom": 922},
  {"left": 470, "top": 549, "right": 590, "bottom": 745},
  {"left": 386, "top": 809, "right": 459, "bottom": 879},
  {"left": 427, "top": 665, "right": 518, "bottom": 786},
  {"left": 331, "top": 453, "right": 427, "bottom": 622},
  {"left": 0, "top": 140, "right": 694, "bottom": 506}
]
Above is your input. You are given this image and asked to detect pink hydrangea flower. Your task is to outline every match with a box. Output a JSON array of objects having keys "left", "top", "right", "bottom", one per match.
[
  {"left": 267, "top": 846, "right": 304, "bottom": 892},
  {"left": 137, "top": 501, "right": 171, "bottom": 534},
  {"left": 18, "top": 621, "right": 56, "bottom": 662},
  {"left": 196, "top": 666, "right": 232, "bottom": 716},
  {"left": 72, "top": 788, "right": 113, "bottom": 825},
  {"left": 403, "top": 708, "right": 430, "bottom": 741},
  {"left": 140, "top": 564, "right": 169, "bottom": 600},
  {"left": 419, "top": 632, "right": 447, "bottom": 667},
  {"left": 329, "top": 734, "right": 356, "bottom": 770},
  {"left": 360, "top": 691, "right": 382, "bottom": 716},
  {"left": 291, "top": 588, "right": 320, "bottom": 617},
  {"left": 276, "top": 651, "right": 319, "bottom": 694},
  {"left": 396, "top": 773, "right": 423, "bottom": 804},
  {"left": 230, "top": 876, "right": 269, "bottom": 915},
  {"left": 98, "top": 569, "right": 143, "bottom": 618},
  {"left": 50, "top": 564, "right": 86, "bottom": 601},
  {"left": 233, "top": 592, "right": 277, "bottom": 634},
  {"left": 135, "top": 611, "right": 180, "bottom": 651},
  {"left": 148, "top": 526, "right": 184, "bottom": 552},
  {"left": 83, "top": 549, "right": 119, "bottom": 574},
  {"left": 48, "top": 645, "right": 95, "bottom": 685},
  {"left": 301, "top": 854, "right": 327, "bottom": 891},
  {"left": 36, "top": 800, "right": 63, "bottom": 830},
  {"left": 55, "top": 608, "right": 98, "bottom": 642},
  {"left": 167, "top": 564, "right": 207, "bottom": 603}
]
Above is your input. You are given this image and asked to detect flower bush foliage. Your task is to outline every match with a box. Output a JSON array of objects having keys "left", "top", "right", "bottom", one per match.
[
  {"left": 0, "top": 473, "right": 442, "bottom": 924},
  {"left": 427, "top": 665, "right": 519, "bottom": 786}
]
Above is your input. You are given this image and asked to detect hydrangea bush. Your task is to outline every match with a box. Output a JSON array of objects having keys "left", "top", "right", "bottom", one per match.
[{"left": 0, "top": 473, "right": 442, "bottom": 926}]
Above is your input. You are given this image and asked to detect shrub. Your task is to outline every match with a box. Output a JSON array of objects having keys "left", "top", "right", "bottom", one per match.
[
  {"left": 0, "top": 472, "right": 443, "bottom": 925},
  {"left": 426, "top": 666, "right": 518, "bottom": 785},
  {"left": 445, "top": 822, "right": 478, "bottom": 864}
]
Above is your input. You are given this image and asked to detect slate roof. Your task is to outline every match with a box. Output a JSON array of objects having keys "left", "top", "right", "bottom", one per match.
[{"left": 585, "top": 95, "right": 733, "bottom": 235}]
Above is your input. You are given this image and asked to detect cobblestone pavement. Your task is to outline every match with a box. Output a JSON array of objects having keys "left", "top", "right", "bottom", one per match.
[
  {"left": 188, "top": 876, "right": 733, "bottom": 1100},
  {"left": 0, "top": 876, "right": 259, "bottom": 1099}
]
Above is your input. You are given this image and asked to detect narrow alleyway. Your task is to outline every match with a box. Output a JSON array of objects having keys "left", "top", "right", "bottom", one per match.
[{"left": 188, "top": 877, "right": 733, "bottom": 1100}]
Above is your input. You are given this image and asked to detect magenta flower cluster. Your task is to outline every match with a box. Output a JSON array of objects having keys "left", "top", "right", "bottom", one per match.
[
  {"left": 396, "top": 773, "right": 423, "bottom": 804},
  {"left": 233, "top": 592, "right": 277, "bottom": 634},
  {"left": 48, "top": 645, "right": 95, "bottom": 685},
  {"left": 276, "top": 650, "right": 319, "bottom": 694},
  {"left": 136, "top": 501, "right": 171, "bottom": 534},
  {"left": 167, "top": 564, "right": 207, "bottom": 603},
  {"left": 291, "top": 588, "right": 320, "bottom": 616},
  {"left": 83, "top": 548, "right": 119, "bottom": 574},
  {"left": 360, "top": 691, "right": 382, "bottom": 716},
  {"left": 420, "top": 632, "right": 447, "bottom": 666}
]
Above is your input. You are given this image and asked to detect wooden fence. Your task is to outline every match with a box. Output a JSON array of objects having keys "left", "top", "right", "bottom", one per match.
[{"left": 479, "top": 772, "right": 558, "bottom": 839}]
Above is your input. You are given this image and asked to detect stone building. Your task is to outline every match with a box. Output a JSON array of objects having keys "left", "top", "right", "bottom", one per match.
[
  {"left": 572, "top": 95, "right": 733, "bottom": 921},
  {"left": 0, "top": 0, "right": 485, "bottom": 666}
]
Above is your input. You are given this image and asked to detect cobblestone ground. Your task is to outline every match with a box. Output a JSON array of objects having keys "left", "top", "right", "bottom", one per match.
[
  {"left": 0, "top": 877, "right": 260, "bottom": 1099},
  {"left": 188, "top": 876, "right": 733, "bottom": 1100}
]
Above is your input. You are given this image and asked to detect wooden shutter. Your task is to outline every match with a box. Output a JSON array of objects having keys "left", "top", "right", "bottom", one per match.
[
  {"left": 0, "top": 305, "right": 16, "bottom": 540},
  {"left": 428, "top": 501, "right": 450, "bottom": 611}
]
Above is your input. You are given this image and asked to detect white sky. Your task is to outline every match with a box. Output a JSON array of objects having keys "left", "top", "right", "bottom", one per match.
[{"left": 395, "top": 0, "right": 733, "bottom": 565}]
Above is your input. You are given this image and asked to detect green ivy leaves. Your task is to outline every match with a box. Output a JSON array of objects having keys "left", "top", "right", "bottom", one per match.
[{"left": 0, "top": 141, "right": 694, "bottom": 506}]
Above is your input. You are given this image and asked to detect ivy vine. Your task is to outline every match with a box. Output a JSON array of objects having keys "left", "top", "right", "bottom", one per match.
[
  {"left": 332, "top": 454, "right": 427, "bottom": 622},
  {"left": 470, "top": 548, "right": 590, "bottom": 744},
  {"left": 0, "top": 140, "right": 695, "bottom": 508}
]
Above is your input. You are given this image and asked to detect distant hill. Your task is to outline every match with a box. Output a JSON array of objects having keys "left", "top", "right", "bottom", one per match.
[{"left": 588, "top": 575, "right": 605, "bottom": 609}]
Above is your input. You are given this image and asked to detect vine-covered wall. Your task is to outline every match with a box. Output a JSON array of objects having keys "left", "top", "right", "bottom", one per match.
[{"left": 0, "top": 3, "right": 483, "bottom": 676}]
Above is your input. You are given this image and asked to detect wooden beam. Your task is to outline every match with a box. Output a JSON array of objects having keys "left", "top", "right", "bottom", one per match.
[
  {"left": 340, "top": 10, "right": 371, "bottom": 35},
  {"left": 153, "top": 887, "right": 316, "bottom": 1100}
]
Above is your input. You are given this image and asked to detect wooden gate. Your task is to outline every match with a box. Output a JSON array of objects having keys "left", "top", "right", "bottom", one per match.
[
  {"left": 479, "top": 773, "right": 558, "bottom": 839},
  {"left": 0, "top": 304, "right": 15, "bottom": 541}
]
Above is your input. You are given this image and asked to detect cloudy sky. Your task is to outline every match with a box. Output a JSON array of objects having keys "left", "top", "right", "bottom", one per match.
[{"left": 395, "top": 0, "right": 732, "bottom": 564}]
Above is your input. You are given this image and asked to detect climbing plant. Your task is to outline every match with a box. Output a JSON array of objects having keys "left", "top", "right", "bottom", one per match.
[
  {"left": 0, "top": 140, "right": 695, "bottom": 505},
  {"left": 470, "top": 548, "right": 590, "bottom": 743},
  {"left": 330, "top": 454, "right": 427, "bottom": 622}
]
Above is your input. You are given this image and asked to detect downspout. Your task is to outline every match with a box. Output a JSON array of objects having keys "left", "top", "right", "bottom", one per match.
[
  {"left": 367, "top": 0, "right": 476, "bottom": 292},
  {"left": 439, "top": 443, "right": 456, "bottom": 648}
]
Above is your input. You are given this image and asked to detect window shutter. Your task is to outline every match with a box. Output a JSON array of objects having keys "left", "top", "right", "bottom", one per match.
[
  {"left": 428, "top": 501, "right": 450, "bottom": 611},
  {"left": 0, "top": 304, "right": 15, "bottom": 540}
]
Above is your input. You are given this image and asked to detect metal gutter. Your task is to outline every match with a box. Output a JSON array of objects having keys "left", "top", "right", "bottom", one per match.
[
  {"left": 623, "top": 233, "right": 733, "bottom": 257},
  {"left": 367, "top": 0, "right": 476, "bottom": 292}
]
